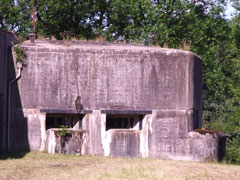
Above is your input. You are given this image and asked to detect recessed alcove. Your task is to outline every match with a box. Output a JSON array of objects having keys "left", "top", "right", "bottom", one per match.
[
  {"left": 106, "top": 114, "right": 144, "bottom": 131},
  {"left": 46, "top": 114, "right": 84, "bottom": 130}
]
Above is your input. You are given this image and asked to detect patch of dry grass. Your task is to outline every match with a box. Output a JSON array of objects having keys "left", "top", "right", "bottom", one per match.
[{"left": 0, "top": 152, "right": 239, "bottom": 180}]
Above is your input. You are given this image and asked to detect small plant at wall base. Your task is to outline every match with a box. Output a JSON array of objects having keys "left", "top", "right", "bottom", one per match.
[{"left": 59, "top": 125, "right": 71, "bottom": 154}]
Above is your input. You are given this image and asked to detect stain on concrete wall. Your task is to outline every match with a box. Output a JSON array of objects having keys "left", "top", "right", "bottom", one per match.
[{"left": 109, "top": 129, "right": 141, "bottom": 157}]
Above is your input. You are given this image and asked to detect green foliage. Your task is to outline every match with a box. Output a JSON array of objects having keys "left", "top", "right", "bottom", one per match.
[
  {"left": 59, "top": 125, "right": 71, "bottom": 154},
  {"left": 231, "top": 0, "right": 240, "bottom": 11},
  {"left": 226, "top": 133, "right": 240, "bottom": 164},
  {"left": 35, "top": 0, "right": 104, "bottom": 39},
  {"left": 59, "top": 125, "right": 71, "bottom": 138},
  {"left": 13, "top": 45, "right": 26, "bottom": 63},
  {"left": 0, "top": 0, "right": 32, "bottom": 37},
  {"left": 205, "top": 114, "right": 240, "bottom": 164}
]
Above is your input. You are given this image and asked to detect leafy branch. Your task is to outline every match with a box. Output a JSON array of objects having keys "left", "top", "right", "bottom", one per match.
[
  {"left": 59, "top": 125, "right": 71, "bottom": 138},
  {"left": 13, "top": 45, "right": 26, "bottom": 63},
  {"left": 59, "top": 125, "right": 71, "bottom": 154}
]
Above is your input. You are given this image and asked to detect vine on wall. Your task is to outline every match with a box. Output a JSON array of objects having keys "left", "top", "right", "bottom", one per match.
[
  {"left": 12, "top": 36, "right": 26, "bottom": 64},
  {"left": 13, "top": 44, "right": 26, "bottom": 63}
]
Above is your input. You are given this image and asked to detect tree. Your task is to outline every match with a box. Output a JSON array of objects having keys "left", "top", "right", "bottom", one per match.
[
  {"left": 36, "top": 0, "right": 111, "bottom": 40},
  {"left": 0, "top": 0, "right": 32, "bottom": 37}
]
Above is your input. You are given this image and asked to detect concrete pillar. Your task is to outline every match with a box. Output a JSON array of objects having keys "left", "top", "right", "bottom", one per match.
[
  {"left": 82, "top": 110, "right": 105, "bottom": 155},
  {"left": 12, "top": 109, "right": 46, "bottom": 151}
]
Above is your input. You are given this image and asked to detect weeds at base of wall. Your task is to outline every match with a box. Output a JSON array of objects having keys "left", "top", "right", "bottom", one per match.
[{"left": 58, "top": 125, "right": 71, "bottom": 154}]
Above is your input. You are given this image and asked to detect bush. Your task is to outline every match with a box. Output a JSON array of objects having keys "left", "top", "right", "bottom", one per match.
[
  {"left": 203, "top": 119, "right": 240, "bottom": 164},
  {"left": 225, "top": 131, "right": 240, "bottom": 164}
]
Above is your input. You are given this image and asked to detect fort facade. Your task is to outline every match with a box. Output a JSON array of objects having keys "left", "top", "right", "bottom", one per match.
[{"left": 0, "top": 32, "right": 225, "bottom": 161}]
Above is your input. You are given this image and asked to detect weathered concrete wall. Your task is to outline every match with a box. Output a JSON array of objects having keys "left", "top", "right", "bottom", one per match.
[
  {"left": 14, "top": 40, "right": 203, "bottom": 154},
  {"left": 18, "top": 41, "right": 202, "bottom": 116},
  {"left": 109, "top": 129, "right": 141, "bottom": 157},
  {"left": 3, "top": 38, "right": 226, "bottom": 161},
  {"left": 11, "top": 109, "right": 45, "bottom": 151},
  {"left": 44, "top": 111, "right": 225, "bottom": 161},
  {"left": 0, "top": 30, "right": 17, "bottom": 153},
  {"left": 82, "top": 111, "right": 105, "bottom": 155},
  {"left": 9, "top": 40, "right": 225, "bottom": 161},
  {"left": 101, "top": 114, "right": 150, "bottom": 158},
  {"left": 46, "top": 129, "right": 86, "bottom": 155},
  {"left": 186, "top": 132, "right": 226, "bottom": 161},
  {"left": 145, "top": 111, "right": 225, "bottom": 161},
  {"left": 148, "top": 110, "right": 195, "bottom": 157}
]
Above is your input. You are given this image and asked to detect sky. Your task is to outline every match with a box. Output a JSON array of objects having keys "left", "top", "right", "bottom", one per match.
[{"left": 225, "top": 2, "right": 236, "bottom": 19}]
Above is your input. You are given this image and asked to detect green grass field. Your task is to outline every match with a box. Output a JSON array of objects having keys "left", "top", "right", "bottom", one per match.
[{"left": 0, "top": 152, "right": 239, "bottom": 180}]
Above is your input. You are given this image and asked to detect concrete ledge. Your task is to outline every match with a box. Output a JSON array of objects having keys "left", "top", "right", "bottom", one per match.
[
  {"left": 40, "top": 109, "right": 152, "bottom": 115},
  {"left": 101, "top": 110, "right": 152, "bottom": 114},
  {"left": 40, "top": 109, "right": 92, "bottom": 114},
  {"left": 45, "top": 129, "right": 87, "bottom": 155}
]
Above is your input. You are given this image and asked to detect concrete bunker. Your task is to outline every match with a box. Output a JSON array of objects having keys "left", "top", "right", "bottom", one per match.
[{"left": 0, "top": 39, "right": 226, "bottom": 161}]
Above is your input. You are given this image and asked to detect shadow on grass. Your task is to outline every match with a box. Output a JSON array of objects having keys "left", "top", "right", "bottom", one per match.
[{"left": 0, "top": 151, "right": 29, "bottom": 160}]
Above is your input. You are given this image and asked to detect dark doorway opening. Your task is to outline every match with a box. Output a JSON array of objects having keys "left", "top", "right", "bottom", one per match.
[
  {"left": 46, "top": 114, "right": 84, "bottom": 130},
  {"left": 106, "top": 114, "right": 144, "bottom": 131}
]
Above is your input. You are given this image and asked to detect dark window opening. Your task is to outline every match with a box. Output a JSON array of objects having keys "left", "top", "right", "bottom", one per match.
[
  {"left": 106, "top": 114, "right": 144, "bottom": 131},
  {"left": 46, "top": 114, "right": 84, "bottom": 130}
]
